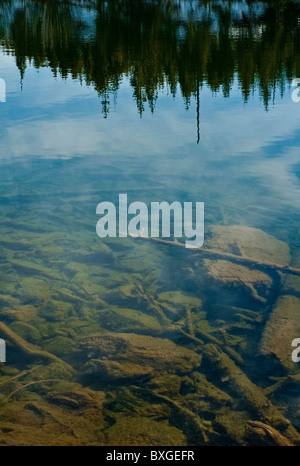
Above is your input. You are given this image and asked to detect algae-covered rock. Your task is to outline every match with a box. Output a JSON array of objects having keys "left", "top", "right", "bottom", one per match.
[
  {"left": 204, "top": 259, "right": 272, "bottom": 303},
  {"left": 83, "top": 359, "right": 155, "bottom": 381},
  {"left": 79, "top": 332, "right": 201, "bottom": 375},
  {"left": 157, "top": 291, "right": 202, "bottom": 317},
  {"left": 283, "top": 275, "right": 300, "bottom": 294},
  {"left": 279, "top": 250, "right": 300, "bottom": 293},
  {"left": 200, "top": 225, "right": 291, "bottom": 307},
  {"left": 149, "top": 374, "right": 182, "bottom": 395},
  {"left": 105, "top": 415, "right": 187, "bottom": 446},
  {"left": 47, "top": 387, "right": 102, "bottom": 410},
  {"left": 43, "top": 336, "right": 75, "bottom": 356},
  {"left": 1, "top": 305, "right": 38, "bottom": 323},
  {"left": 205, "top": 225, "right": 290, "bottom": 265},
  {"left": 204, "top": 260, "right": 271, "bottom": 288},
  {"left": 213, "top": 411, "right": 249, "bottom": 445},
  {"left": 10, "top": 321, "right": 41, "bottom": 344},
  {"left": 72, "top": 243, "right": 115, "bottom": 267},
  {"left": 98, "top": 306, "right": 162, "bottom": 333},
  {"left": 0, "top": 386, "right": 107, "bottom": 446},
  {"left": 192, "top": 373, "right": 232, "bottom": 407},
  {"left": 259, "top": 295, "right": 300, "bottom": 370}
]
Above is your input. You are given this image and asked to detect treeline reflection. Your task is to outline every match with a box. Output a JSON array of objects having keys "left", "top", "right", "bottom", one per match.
[{"left": 1, "top": 0, "right": 300, "bottom": 117}]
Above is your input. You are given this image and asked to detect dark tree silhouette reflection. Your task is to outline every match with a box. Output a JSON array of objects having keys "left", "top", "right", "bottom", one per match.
[{"left": 1, "top": 0, "right": 300, "bottom": 138}]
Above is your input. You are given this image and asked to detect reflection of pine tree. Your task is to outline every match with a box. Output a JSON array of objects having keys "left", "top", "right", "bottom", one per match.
[{"left": 1, "top": 0, "right": 300, "bottom": 115}]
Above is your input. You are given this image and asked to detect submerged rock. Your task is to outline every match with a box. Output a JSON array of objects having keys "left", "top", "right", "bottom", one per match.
[
  {"left": 79, "top": 332, "right": 201, "bottom": 377},
  {"left": 259, "top": 295, "right": 300, "bottom": 370},
  {"left": 1, "top": 305, "right": 38, "bottom": 323},
  {"left": 10, "top": 321, "right": 41, "bottom": 344},
  {"left": 213, "top": 411, "right": 249, "bottom": 445},
  {"left": 105, "top": 415, "right": 187, "bottom": 446},
  {"left": 204, "top": 259, "right": 272, "bottom": 303},
  {"left": 84, "top": 359, "right": 155, "bottom": 381},
  {"left": 0, "top": 386, "right": 106, "bottom": 446},
  {"left": 205, "top": 225, "right": 290, "bottom": 265},
  {"left": 202, "top": 225, "right": 290, "bottom": 306},
  {"left": 47, "top": 387, "right": 102, "bottom": 410}
]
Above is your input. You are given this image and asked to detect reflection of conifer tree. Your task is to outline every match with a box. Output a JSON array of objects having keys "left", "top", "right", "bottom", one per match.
[{"left": 1, "top": 0, "right": 300, "bottom": 119}]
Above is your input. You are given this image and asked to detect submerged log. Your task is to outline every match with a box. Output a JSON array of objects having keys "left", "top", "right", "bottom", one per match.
[
  {"left": 246, "top": 420, "right": 293, "bottom": 446},
  {"left": 133, "top": 387, "right": 212, "bottom": 445},
  {"left": 203, "top": 344, "right": 300, "bottom": 444},
  {"left": 0, "top": 322, "right": 74, "bottom": 372},
  {"left": 152, "top": 391, "right": 211, "bottom": 444},
  {"left": 137, "top": 237, "right": 300, "bottom": 277}
]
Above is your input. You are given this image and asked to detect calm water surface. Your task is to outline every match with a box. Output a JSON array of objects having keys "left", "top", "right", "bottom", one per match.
[{"left": 0, "top": 0, "right": 300, "bottom": 446}]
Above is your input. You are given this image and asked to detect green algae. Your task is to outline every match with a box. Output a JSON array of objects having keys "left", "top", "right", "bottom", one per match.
[
  {"left": 105, "top": 415, "right": 187, "bottom": 446},
  {"left": 213, "top": 411, "right": 249, "bottom": 445},
  {"left": 98, "top": 306, "right": 162, "bottom": 333},
  {"left": 158, "top": 291, "right": 202, "bottom": 309},
  {"left": 0, "top": 385, "right": 107, "bottom": 445},
  {"left": 1, "top": 305, "right": 38, "bottom": 323},
  {"left": 43, "top": 336, "right": 76, "bottom": 356},
  {"left": 10, "top": 322, "right": 42, "bottom": 345}
]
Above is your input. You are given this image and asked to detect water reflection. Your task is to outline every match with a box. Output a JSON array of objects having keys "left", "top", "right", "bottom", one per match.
[
  {"left": 1, "top": 0, "right": 300, "bottom": 121},
  {"left": 0, "top": 0, "right": 300, "bottom": 447}
]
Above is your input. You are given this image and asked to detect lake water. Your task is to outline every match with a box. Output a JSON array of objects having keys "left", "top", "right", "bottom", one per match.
[{"left": 1, "top": 0, "right": 300, "bottom": 446}]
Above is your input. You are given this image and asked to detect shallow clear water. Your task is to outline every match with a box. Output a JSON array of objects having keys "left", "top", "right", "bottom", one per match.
[{"left": 0, "top": 0, "right": 300, "bottom": 446}]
